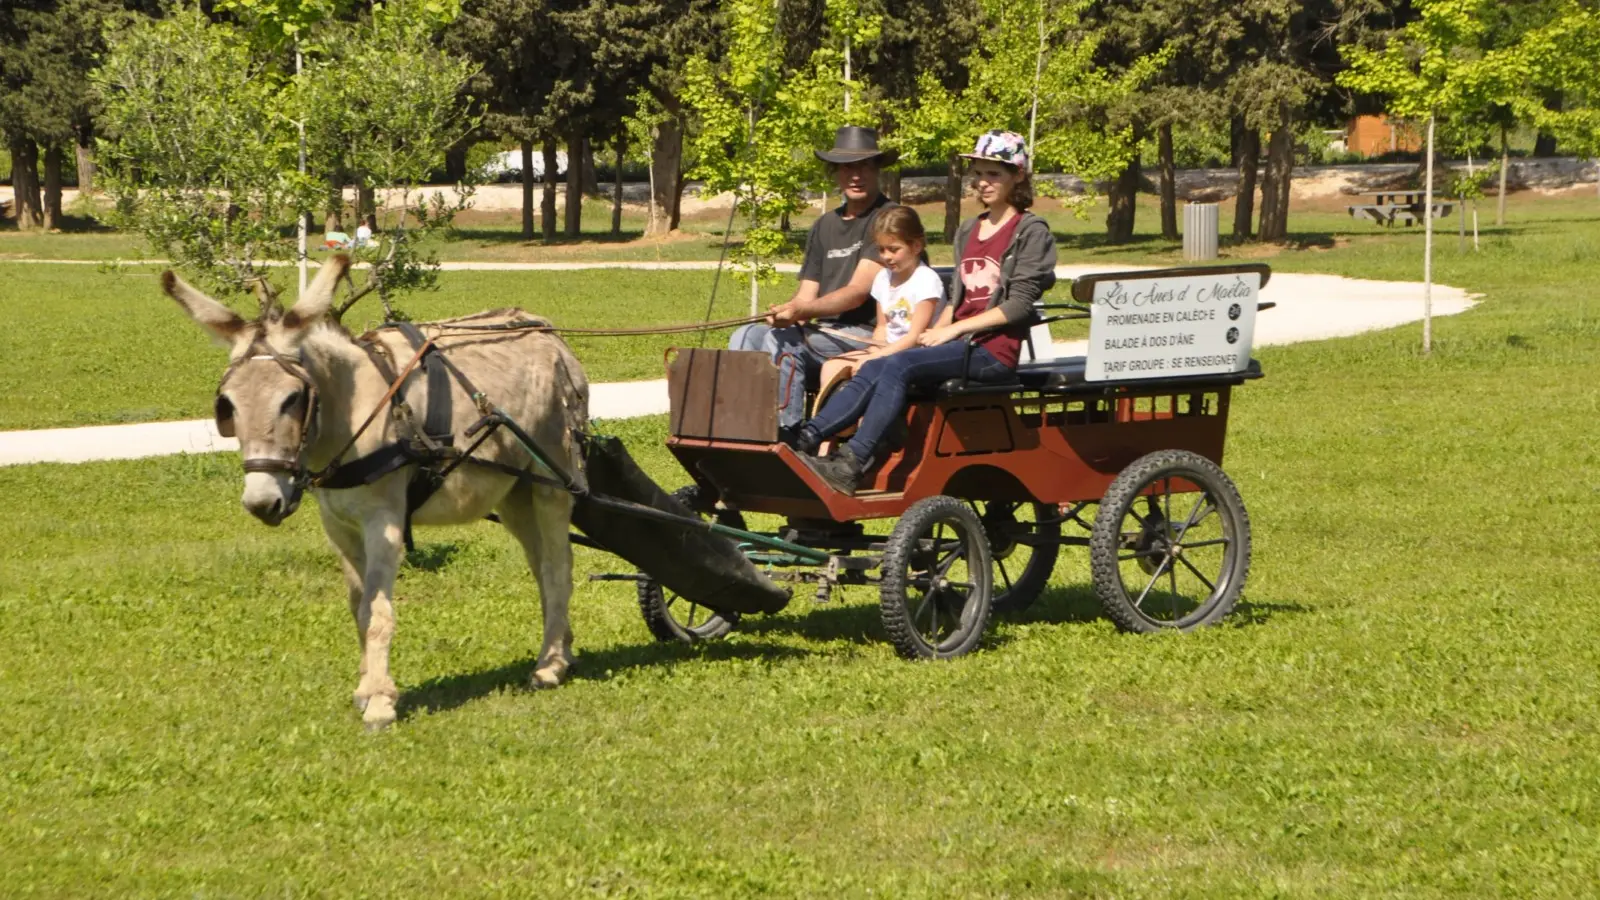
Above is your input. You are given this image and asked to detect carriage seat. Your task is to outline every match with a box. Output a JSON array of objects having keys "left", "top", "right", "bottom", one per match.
[{"left": 934, "top": 356, "right": 1088, "bottom": 397}]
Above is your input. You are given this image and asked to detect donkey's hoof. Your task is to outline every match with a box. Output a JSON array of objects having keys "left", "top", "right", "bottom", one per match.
[
  {"left": 353, "top": 693, "right": 370, "bottom": 714},
  {"left": 530, "top": 664, "right": 567, "bottom": 689},
  {"left": 362, "top": 695, "right": 397, "bottom": 730}
]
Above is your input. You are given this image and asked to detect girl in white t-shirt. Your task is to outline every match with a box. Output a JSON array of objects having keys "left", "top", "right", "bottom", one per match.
[{"left": 816, "top": 206, "right": 943, "bottom": 405}]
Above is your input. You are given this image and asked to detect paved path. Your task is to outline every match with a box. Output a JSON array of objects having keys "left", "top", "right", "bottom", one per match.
[{"left": 0, "top": 263, "right": 1476, "bottom": 466}]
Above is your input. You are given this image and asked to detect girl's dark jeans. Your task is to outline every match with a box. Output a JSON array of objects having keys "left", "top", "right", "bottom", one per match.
[{"left": 804, "top": 342, "right": 1011, "bottom": 462}]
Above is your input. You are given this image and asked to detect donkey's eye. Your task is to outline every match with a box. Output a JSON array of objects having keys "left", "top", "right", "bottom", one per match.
[
  {"left": 280, "top": 391, "right": 304, "bottom": 415},
  {"left": 215, "top": 396, "right": 235, "bottom": 421}
]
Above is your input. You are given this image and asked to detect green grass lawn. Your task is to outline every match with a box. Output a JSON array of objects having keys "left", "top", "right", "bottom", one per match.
[
  {"left": 0, "top": 266, "right": 808, "bottom": 430},
  {"left": 3, "top": 193, "right": 1600, "bottom": 895},
  {"left": 6, "top": 191, "right": 1594, "bottom": 431}
]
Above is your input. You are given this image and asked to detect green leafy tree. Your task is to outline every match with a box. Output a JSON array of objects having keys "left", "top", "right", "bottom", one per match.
[
  {"left": 0, "top": 0, "right": 150, "bottom": 231},
  {"left": 1514, "top": 1, "right": 1600, "bottom": 202},
  {"left": 94, "top": 2, "right": 478, "bottom": 319},
  {"left": 895, "top": 0, "right": 1159, "bottom": 238},
  {"left": 1339, "top": 0, "right": 1509, "bottom": 351},
  {"left": 683, "top": 0, "right": 878, "bottom": 307},
  {"left": 857, "top": 0, "right": 980, "bottom": 234}
]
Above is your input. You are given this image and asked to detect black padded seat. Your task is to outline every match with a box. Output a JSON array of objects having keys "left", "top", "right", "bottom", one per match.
[{"left": 934, "top": 355, "right": 1088, "bottom": 397}]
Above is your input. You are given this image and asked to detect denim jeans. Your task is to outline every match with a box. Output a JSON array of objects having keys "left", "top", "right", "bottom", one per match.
[
  {"left": 805, "top": 342, "right": 1011, "bottom": 461},
  {"left": 729, "top": 322, "right": 874, "bottom": 429}
]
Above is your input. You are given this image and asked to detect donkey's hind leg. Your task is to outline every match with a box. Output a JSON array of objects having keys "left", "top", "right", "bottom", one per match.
[{"left": 497, "top": 484, "right": 576, "bottom": 688}]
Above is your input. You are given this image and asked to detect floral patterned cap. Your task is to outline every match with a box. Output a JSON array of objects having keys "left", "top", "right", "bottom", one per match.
[{"left": 960, "top": 130, "right": 1031, "bottom": 173}]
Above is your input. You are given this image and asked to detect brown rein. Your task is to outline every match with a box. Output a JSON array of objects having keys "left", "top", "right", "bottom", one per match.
[
  {"left": 301, "top": 336, "right": 437, "bottom": 487},
  {"left": 428, "top": 313, "right": 768, "bottom": 338}
]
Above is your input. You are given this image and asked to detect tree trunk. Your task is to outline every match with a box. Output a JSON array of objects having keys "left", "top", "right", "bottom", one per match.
[
  {"left": 1158, "top": 122, "right": 1178, "bottom": 241},
  {"left": 1497, "top": 126, "right": 1508, "bottom": 227},
  {"left": 611, "top": 135, "right": 625, "bottom": 237},
  {"left": 444, "top": 141, "right": 469, "bottom": 183},
  {"left": 1533, "top": 131, "right": 1557, "bottom": 157},
  {"left": 43, "top": 145, "right": 65, "bottom": 230},
  {"left": 520, "top": 138, "right": 535, "bottom": 239},
  {"left": 323, "top": 174, "right": 344, "bottom": 235},
  {"left": 565, "top": 130, "right": 583, "bottom": 238},
  {"left": 1234, "top": 121, "right": 1259, "bottom": 240},
  {"left": 541, "top": 138, "right": 558, "bottom": 241},
  {"left": 670, "top": 161, "right": 684, "bottom": 231},
  {"left": 357, "top": 181, "right": 375, "bottom": 219},
  {"left": 1257, "top": 104, "right": 1294, "bottom": 242},
  {"left": 75, "top": 134, "right": 95, "bottom": 195},
  {"left": 1229, "top": 115, "right": 1244, "bottom": 168},
  {"left": 944, "top": 151, "right": 962, "bottom": 244},
  {"left": 884, "top": 168, "right": 902, "bottom": 204},
  {"left": 581, "top": 137, "right": 599, "bottom": 196},
  {"left": 9, "top": 138, "right": 42, "bottom": 231},
  {"left": 1105, "top": 151, "right": 1141, "bottom": 244},
  {"left": 648, "top": 118, "right": 683, "bottom": 235}
]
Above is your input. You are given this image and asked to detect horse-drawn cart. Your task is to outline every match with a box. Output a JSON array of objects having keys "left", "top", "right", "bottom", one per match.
[{"left": 571, "top": 263, "right": 1272, "bottom": 660}]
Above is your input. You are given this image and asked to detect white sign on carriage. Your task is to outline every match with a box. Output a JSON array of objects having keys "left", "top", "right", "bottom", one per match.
[{"left": 1085, "top": 270, "right": 1261, "bottom": 381}]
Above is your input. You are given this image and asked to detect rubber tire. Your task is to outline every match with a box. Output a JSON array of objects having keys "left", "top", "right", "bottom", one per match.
[
  {"left": 982, "top": 502, "right": 1061, "bottom": 615},
  {"left": 637, "top": 486, "right": 742, "bottom": 643},
  {"left": 1089, "top": 450, "right": 1250, "bottom": 634},
  {"left": 880, "top": 495, "right": 994, "bottom": 660}
]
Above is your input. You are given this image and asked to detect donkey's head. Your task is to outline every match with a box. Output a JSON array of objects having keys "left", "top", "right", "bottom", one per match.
[{"left": 163, "top": 256, "right": 351, "bottom": 525}]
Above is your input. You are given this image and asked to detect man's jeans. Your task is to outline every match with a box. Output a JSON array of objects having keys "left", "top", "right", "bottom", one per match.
[{"left": 729, "top": 322, "right": 874, "bottom": 429}]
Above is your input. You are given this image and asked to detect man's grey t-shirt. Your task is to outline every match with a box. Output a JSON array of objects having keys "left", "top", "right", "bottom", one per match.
[{"left": 797, "top": 193, "right": 895, "bottom": 328}]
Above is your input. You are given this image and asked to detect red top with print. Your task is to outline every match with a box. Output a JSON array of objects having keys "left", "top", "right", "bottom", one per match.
[{"left": 955, "top": 212, "right": 1027, "bottom": 368}]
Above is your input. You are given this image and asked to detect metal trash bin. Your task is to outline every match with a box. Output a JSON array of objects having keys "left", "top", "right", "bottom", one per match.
[{"left": 1183, "top": 202, "right": 1219, "bottom": 261}]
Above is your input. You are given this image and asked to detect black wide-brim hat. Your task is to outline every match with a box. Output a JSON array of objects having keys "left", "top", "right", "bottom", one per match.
[{"left": 815, "top": 125, "right": 899, "bottom": 166}]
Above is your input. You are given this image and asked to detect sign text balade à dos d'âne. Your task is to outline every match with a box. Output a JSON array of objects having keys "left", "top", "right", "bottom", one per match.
[{"left": 1085, "top": 270, "right": 1260, "bottom": 382}]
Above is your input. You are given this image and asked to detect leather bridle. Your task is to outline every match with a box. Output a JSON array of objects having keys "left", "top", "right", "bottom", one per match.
[{"left": 215, "top": 346, "right": 320, "bottom": 486}]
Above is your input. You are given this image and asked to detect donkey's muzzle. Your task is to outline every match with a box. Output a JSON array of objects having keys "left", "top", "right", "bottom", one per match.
[{"left": 242, "top": 471, "right": 303, "bottom": 526}]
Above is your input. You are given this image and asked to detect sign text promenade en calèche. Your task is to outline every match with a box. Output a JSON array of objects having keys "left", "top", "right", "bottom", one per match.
[{"left": 1085, "top": 270, "right": 1260, "bottom": 382}]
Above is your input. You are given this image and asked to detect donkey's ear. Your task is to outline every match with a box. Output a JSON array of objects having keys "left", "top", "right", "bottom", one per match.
[
  {"left": 284, "top": 254, "right": 351, "bottom": 329},
  {"left": 162, "top": 271, "right": 247, "bottom": 343}
]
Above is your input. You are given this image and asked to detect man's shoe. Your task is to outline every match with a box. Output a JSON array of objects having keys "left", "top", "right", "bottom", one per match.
[{"left": 798, "top": 444, "right": 862, "bottom": 495}]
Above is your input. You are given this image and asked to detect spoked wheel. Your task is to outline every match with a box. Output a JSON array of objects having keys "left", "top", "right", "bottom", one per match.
[
  {"left": 976, "top": 501, "right": 1061, "bottom": 615},
  {"left": 637, "top": 486, "right": 742, "bottom": 643},
  {"left": 880, "top": 495, "right": 994, "bottom": 660},
  {"left": 1089, "top": 450, "right": 1250, "bottom": 633}
]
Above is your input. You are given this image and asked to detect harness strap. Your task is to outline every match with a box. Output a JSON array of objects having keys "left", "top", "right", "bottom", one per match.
[
  {"left": 317, "top": 444, "right": 414, "bottom": 490},
  {"left": 393, "top": 322, "right": 455, "bottom": 449}
]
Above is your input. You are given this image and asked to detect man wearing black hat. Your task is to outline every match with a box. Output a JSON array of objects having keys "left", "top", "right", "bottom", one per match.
[{"left": 730, "top": 125, "right": 898, "bottom": 446}]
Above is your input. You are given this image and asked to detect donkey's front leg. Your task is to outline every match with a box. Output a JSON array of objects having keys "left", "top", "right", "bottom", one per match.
[
  {"left": 353, "top": 510, "right": 407, "bottom": 729},
  {"left": 320, "top": 509, "right": 373, "bottom": 714}
]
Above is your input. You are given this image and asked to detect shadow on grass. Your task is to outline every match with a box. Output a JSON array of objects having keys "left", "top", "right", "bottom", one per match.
[
  {"left": 405, "top": 542, "right": 461, "bottom": 572},
  {"left": 396, "top": 637, "right": 808, "bottom": 720},
  {"left": 1004, "top": 583, "right": 1105, "bottom": 626},
  {"left": 0, "top": 213, "right": 116, "bottom": 234},
  {"left": 1226, "top": 597, "right": 1312, "bottom": 628},
  {"left": 739, "top": 597, "right": 885, "bottom": 646},
  {"left": 1001, "top": 583, "right": 1309, "bottom": 630}
]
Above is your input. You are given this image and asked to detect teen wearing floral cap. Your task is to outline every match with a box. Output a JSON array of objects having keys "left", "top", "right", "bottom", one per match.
[{"left": 794, "top": 129, "right": 1058, "bottom": 495}]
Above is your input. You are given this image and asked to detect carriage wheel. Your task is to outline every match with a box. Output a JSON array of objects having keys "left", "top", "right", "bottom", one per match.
[
  {"left": 1089, "top": 450, "right": 1250, "bottom": 633},
  {"left": 879, "top": 495, "right": 994, "bottom": 660},
  {"left": 977, "top": 501, "right": 1061, "bottom": 615},
  {"left": 637, "top": 486, "right": 742, "bottom": 643}
]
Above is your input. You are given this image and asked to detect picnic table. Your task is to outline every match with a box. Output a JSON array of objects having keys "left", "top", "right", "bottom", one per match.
[{"left": 1348, "top": 191, "right": 1454, "bottom": 228}]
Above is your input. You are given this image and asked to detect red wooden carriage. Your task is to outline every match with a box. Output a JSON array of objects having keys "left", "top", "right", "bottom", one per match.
[{"left": 603, "top": 263, "right": 1271, "bottom": 660}]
